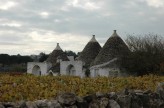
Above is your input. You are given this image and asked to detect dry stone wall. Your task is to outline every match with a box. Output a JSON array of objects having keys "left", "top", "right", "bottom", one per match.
[{"left": 0, "top": 82, "right": 164, "bottom": 108}]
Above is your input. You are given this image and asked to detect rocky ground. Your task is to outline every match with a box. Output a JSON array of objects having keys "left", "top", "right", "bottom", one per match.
[{"left": 0, "top": 82, "right": 164, "bottom": 108}]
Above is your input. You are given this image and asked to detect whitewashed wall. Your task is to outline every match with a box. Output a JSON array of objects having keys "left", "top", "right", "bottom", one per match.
[
  {"left": 60, "top": 60, "right": 83, "bottom": 77},
  {"left": 90, "top": 67, "right": 129, "bottom": 77},
  {"left": 27, "top": 62, "right": 52, "bottom": 75}
]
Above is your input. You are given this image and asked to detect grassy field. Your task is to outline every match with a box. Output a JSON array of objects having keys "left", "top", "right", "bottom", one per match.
[{"left": 0, "top": 74, "right": 164, "bottom": 102}]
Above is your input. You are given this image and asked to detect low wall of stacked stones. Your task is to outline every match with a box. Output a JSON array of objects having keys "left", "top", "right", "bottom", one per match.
[{"left": 0, "top": 82, "right": 164, "bottom": 108}]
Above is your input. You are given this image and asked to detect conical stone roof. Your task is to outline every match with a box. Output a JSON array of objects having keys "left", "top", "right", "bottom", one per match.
[
  {"left": 46, "top": 43, "right": 69, "bottom": 64},
  {"left": 78, "top": 35, "right": 102, "bottom": 65},
  {"left": 92, "top": 30, "right": 130, "bottom": 66}
]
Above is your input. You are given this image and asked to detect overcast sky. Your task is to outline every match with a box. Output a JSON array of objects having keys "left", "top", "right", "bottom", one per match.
[{"left": 0, "top": 0, "right": 164, "bottom": 55}]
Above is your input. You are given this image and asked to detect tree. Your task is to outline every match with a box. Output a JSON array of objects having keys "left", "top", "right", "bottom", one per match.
[
  {"left": 0, "top": 54, "right": 10, "bottom": 66},
  {"left": 65, "top": 50, "right": 77, "bottom": 57},
  {"left": 122, "top": 34, "right": 164, "bottom": 75},
  {"left": 0, "top": 54, "right": 33, "bottom": 65},
  {"left": 39, "top": 52, "right": 49, "bottom": 62}
]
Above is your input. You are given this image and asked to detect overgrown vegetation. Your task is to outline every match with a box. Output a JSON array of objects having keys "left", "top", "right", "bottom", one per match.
[
  {"left": 0, "top": 74, "right": 163, "bottom": 102},
  {"left": 122, "top": 34, "right": 164, "bottom": 75}
]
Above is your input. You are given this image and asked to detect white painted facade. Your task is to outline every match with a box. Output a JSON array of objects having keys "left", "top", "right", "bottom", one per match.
[
  {"left": 90, "top": 58, "right": 129, "bottom": 77},
  {"left": 27, "top": 56, "right": 85, "bottom": 77},
  {"left": 27, "top": 62, "right": 52, "bottom": 75},
  {"left": 60, "top": 56, "right": 85, "bottom": 77},
  {"left": 90, "top": 67, "right": 129, "bottom": 77},
  {"left": 27, "top": 59, "right": 128, "bottom": 77}
]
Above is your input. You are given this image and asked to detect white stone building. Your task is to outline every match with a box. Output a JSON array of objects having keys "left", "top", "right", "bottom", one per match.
[
  {"left": 27, "top": 35, "right": 102, "bottom": 77},
  {"left": 27, "top": 30, "right": 130, "bottom": 77},
  {"left": 90, "top": 30, "right": 130, "bottom": 77}
]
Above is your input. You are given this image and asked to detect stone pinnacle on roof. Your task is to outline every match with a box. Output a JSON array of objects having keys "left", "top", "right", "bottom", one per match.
[
  {"left": 111, "top": 30, "right": 119, "bottom": 37},
  {"left": 78, "top": 35, "right": 102, "bottom": 65},
  {"left": 55, "top": 43, "right": 62, "bottom": 50},
  {"left": 90, "top": 35, "right": 98, "bottom": 42},
  {"left": 92, "top": 30, "right": 130, "bottom": 66}
]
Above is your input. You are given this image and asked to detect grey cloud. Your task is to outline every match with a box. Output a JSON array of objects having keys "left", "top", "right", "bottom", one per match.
[
  {"left": 0, "top": 41, "right": 26, "bottom": 46},
  {"left": 0, "top": 0, "right": 164, "bottom": 55}
]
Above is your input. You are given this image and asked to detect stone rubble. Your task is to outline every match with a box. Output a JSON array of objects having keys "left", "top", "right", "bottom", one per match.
[{"left": 0, "top": 82, "right": 163, "bottom": 108}]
